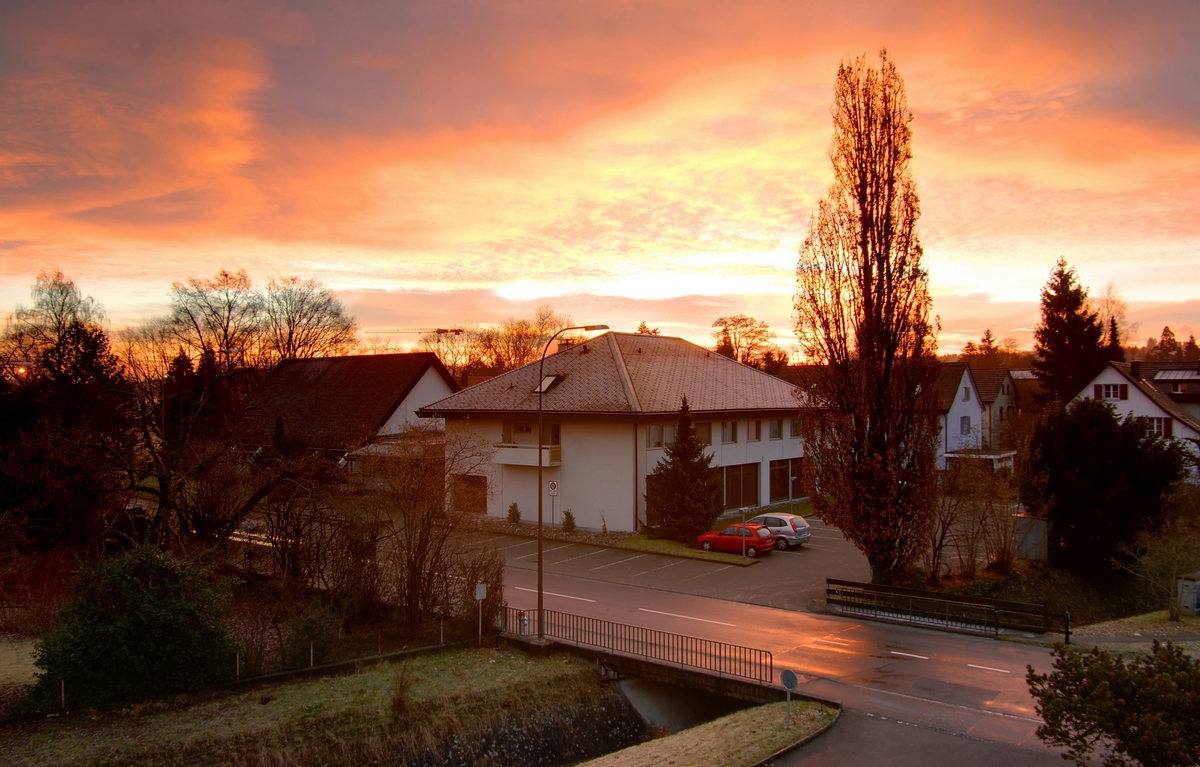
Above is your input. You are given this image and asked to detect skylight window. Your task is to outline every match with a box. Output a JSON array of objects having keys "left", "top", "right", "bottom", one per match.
[{"left": 534, "top": 375, "right": 563, "bottom": 393}]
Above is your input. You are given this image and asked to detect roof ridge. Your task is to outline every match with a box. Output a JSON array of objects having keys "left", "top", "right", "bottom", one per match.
[{"left": 607, "top": 332, "right": 641, "bottom": 412}]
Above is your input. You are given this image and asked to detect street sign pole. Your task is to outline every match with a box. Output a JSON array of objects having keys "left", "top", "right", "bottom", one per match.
[
  {"left": 781, "top": 670, "right": 799, "bottom": 728},
  {"left": 548, "top": 480, "right": 559, "bottom": 526}
]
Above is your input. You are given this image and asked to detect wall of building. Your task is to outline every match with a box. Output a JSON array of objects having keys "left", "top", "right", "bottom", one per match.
[
  {"left": 938, "top": 374, "right": 984, "bottom": 468},
  {"left": 380, "top": 368, "right": 456, "bottom": 432}
]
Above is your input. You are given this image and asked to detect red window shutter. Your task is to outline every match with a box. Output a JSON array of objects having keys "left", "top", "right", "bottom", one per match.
[
  {"left": 1119, "top": 384, "right": 1128, "bottom": 400},
  {"left": 1094, "top": 384, "right": 1102, "bottom": 399},
  {"left": 1165, "top": 418, "right": 1174, "bottom": 439}
]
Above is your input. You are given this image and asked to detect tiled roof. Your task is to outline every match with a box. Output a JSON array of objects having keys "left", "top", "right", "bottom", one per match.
[
  {"left": 417, "top": 332, "right": 801, "bottom": 418},
  {"left": 970, "top": 367, "right": 1014, "bottom": 405},
  {"left": 1111, "top": 362, "right": 1200, "bottom": 433},
  {"left": 933, "top": 362, "right": 969, "bottom": 413},
  {"left": 236, "top": 353, "right": 457, "bottom": 451}
]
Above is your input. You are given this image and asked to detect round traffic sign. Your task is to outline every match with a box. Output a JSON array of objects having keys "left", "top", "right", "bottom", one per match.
[
  {"left": 781, "top": 669, "right": 799, "bottom": 690},
  {"left": 548, "top": 480, "right": 559, "bottom": 496}
]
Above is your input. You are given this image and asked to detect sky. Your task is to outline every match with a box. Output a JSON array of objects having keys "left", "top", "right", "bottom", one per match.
[{"left": 2, "top": 0, "right": 1198, "bottom": 353}]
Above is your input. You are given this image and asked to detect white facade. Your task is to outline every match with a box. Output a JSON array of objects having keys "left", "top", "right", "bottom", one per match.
[
  {"left": 1078, "top": 365, "right": 1200, "bottom": 472},
  {"left": 378, "top": 367, "right": 456, "bottom": 432},
  {"left": 450, "top": 416, "right": 805, "bottom": 533},
  {"left": 937, "top": 368, "right": 985, "bottom": 468}
]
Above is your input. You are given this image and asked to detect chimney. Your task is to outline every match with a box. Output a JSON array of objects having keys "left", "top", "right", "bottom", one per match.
[{"left": 1131, "top": 360, "right": 1141, "bottom": 380}]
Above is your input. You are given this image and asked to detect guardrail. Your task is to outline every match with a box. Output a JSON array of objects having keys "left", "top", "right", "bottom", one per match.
[
  {"left": 826, "top": 579, "right": 1049, "bottom": 637},
  {"left": 500, "top": 607, "right": 773, "bottom": 683}
]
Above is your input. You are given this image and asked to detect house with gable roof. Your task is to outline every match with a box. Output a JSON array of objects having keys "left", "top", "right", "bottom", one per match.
[
  {"left": 932, "top": 362, "right": 1017, "bottom": 471},
  {"left": 236, "top": 352, "right": 459, "bottom": 455},
  {"left": 1075, "top": 360, "right": 1200, "bottom": 474},
  {"left": 970, "top": 367, "right": 1021, "bottom": 450},
  {"left": 416, "top": 332, "right": 806, "bottom": 532}
]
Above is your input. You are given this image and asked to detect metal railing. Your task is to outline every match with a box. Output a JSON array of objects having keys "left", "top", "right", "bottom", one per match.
[
  {"left": 826, "top": 579, "right": 1048, "bottom": 637},
  {"left": 500, "top": 606, "right": 773, "bottom": 683}
]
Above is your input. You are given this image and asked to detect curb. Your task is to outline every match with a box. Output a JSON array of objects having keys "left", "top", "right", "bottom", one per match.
[
  {"left": 751, "top": 704, "right": 844, "bottom": 767},
  {"left": 480, "top": 527, "right": 761, "bottom": 567}
]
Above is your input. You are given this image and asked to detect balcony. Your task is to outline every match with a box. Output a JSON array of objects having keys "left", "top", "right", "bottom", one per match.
[{"left": 494, "top": 443, "right": 561, "bottom": 466}]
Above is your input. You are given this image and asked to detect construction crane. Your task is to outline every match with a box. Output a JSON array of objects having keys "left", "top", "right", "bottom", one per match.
[{"left": 369, "top": 328, "right": 464, "bottom": 336}]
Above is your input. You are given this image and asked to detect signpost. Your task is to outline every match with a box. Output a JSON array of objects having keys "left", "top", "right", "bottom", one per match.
[
  {"left": 781, "top": 669, "right": 799, "bottom": 728},
  {"left": 548, "top": 480, "right": 559, "bottom": 525},
  {"left": 475, "top": 583, "right": 487, "bottom": 646}
]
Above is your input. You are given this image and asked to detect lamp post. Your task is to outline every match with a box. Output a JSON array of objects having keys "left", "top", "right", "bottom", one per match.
[{"left": 537, "top": 324, "right": 608, "bottom": 640}]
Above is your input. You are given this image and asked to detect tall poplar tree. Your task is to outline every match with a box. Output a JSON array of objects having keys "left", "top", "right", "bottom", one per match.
[
  {"left": 793, "top": 51, "right": 941, "bottom": 585},
  {"left": 1031, "top": 260, "right": 1111, "bottom": 403}
]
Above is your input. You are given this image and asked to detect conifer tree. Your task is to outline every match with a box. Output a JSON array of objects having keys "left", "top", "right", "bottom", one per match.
[
  {"left": 1032, "top": 260, "right": 1110, "bottom": 403},
  {"left": 645, "top": 398, "right": 721, "bottom": 543}
]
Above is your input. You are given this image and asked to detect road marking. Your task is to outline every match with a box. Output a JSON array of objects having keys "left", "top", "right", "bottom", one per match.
[
  {"left": 890, "top": 651, "right": 929, "bottom": 660},
  {"left": 496, "top": 540, "right": 537, "bottom": 551},
  {"left": 632, "top": 560, "right": 684, "bottom": 577},
  {"left": 812, "top": 638, "right": 850, "bottom": 646},
  {"left": 589, "top": 554, "right": 646, "bottom": 571},
  {"left": 638, "top": 608, "right": 736, "bottom": 627},
  {"left": 548, "top": 549, "right": 606, "bottom": 565},
  {"left": 682, "top": 564, "right": 732, "bottom": 581},
  {"left": 513, "top": 544, "right": 573, "bottom": 560},
  {"left": 968, "top": 664, "right": 1011, "bottom": 674},
  {"left": 514, "top": 587, "right": 596, "bottom": 603}
]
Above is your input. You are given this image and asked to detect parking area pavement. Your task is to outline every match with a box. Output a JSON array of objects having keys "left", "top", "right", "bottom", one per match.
[{"left": 475, "top": 518, "right": 870, "bottom": 612}]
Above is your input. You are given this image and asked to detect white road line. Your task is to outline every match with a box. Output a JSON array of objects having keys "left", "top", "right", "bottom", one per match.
[
  {"left": 589, "top": 554, "right": 646, "bottom": 571},
  {"left": 514, "top": 587, "right": 596, "bottom": 603},
  {"left": 549, "top": 549, "right": 606, "bottom": 565},
  {"left": 496, "top": 540, "right": 537, "bottom": 551},
  {"left": 512, "top": 544, "right": 573, "bottom": 561},
  {"left": 890, "top": 651, "right": 929, "bottom": 660},
  {"left": 968, "top": 664, "right": 1011, "bottom": 674},
  {"left": 638, "top": 608, "right": 736, "bottom": 627},
  {"left": 812, "top": 638, "right": 850, "bottom": 646},
  {"left": 682, "top": 564, "right": 732, "bottom": 581},
  {"left": 632, "top": 560, "right": 684, "bottom": 577}
]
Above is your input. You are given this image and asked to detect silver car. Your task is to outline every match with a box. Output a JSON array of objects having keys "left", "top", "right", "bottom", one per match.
[{"left": 746, "top": 513, "right": 811, "bottom": 550}]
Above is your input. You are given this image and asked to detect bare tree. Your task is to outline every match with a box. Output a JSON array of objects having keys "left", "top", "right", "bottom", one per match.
[
  {"left": 711, "top": 315, "right": 773, "bottom": 364},
  {"left": 3, "top": 270, "right": 106, "bottom": 374},
  {"left": 261, "top": 276, "right": 358, "bottom": 362},
  {"left": 793, "top": 50, "right": 942, "bottom": 585},
  {"left": 168, "top": 269, "right": 262, "bottom": 373}
]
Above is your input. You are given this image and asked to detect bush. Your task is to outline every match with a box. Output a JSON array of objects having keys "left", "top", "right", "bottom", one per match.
[
  {"left": 1028, "top": 641, "right": 1200, "bottom": 766},
  {"left": 561, "top": 510, "right": 576, "bottom": 533},
  {"left": 27, "top": 544, "right": 235, "bottom": 710},
  {"left": 506, "top": 502, "right": 521, "bottom": 524}
]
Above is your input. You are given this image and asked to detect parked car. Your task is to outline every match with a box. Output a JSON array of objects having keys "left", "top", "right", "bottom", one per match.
[
  {"left": 696, "top": 523, "right": 775, "bottom": 557},
  {"left": 746, "top": 513, "right": 811, "bottom": 550}
]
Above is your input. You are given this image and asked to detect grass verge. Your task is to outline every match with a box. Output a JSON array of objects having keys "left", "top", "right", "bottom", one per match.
[
  {"left": 0, "top": 647, "right": 616, "bottom": 767},
  {"left": 579, "top": 699, "right": 839, "bottom": 767},
  {"left": 616, "top": 536, "right": 758, "bottom": 565}
]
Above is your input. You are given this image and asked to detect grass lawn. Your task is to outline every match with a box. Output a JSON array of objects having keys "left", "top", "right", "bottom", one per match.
[
  {"left": 580, "top": 699, "right": 839, "bottom": 767},
  {"left": 616, "top": 535, "right": 755, "bottom": 565},
  {"left": 0, "top": 648, "right": 609, "bottom": 767}
]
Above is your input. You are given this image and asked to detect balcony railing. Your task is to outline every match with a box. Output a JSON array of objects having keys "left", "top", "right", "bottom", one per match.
[{"left": 494, "top": 443, "right": 561, "bottom": 466}]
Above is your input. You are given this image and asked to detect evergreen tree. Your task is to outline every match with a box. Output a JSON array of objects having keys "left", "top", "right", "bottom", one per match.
[
  {"left": 635, "top": 322, "right": 660, "bottom": 335},
  {"left": 645, "top": 398, "right": 722, "bottom": 543},
  {"left": 1104, "top": 317, "right": 1124, "bottom": 363},
  {"left": 1183, "top": 334, "right": 1200, "bottom": 362},
  {"left": 1148, "top": 326, "right": 1182, "bottom": 362},
  {"left": 1032, "top": 259, "right": 1109, "bottom": 403}
]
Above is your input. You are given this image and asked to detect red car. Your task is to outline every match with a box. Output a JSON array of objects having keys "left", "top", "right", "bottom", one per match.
[{"left": 697, "top": 523, "right": 775, "bottom": 557}]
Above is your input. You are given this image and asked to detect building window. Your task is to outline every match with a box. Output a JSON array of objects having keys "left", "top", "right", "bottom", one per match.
[
  {"left": 1097, "top": 383, "right": 1128, "bottom": 400},
  {"left": 648, "top": 424, "right": 676, "bottom": 449},
  {"left": 769, "top": 419, "right": 783, "bottom": 440},
  {"left": 962, "top": 387, "right": 971, "bottom": 402},
  {"left": 790, "top": 418, "right": 801, "bottom": 438},
  {"left": 748, "top": 420, "right": 761, "bottom": 442},
  {"left": 1144, "top": 417, "right": 1173, "bottom": 439},
  {"left": 721, "top": 421, "right": 738, "bottom": 444},
  {"left": 769, "top": 457, "right": 805, "bottom": 503},
  {"left": 998, "top": 406, "right": 1005, "bottom": 422},
  {"left": 721, "top": 463, "right": 760, "bottom": 509},
  {"left": 1172, "top": 382, "right": 1184, "bottom": 394},
  {"left": 960, "top": 416, "right": 971, "bottom": 435},
  {"left": 696, "top": 423, "right": 712, "bottom": 446}
]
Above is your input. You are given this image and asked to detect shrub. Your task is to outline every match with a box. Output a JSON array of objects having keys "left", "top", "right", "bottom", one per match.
[
  {"left": 27, "top": 545, "right": 235, "bottom": 710},
  {"left": 561, "top": 510, "right": 576, "bottom": 533},
  {"left": 506, "top": 502, "right": 521, "bottom": 524}
]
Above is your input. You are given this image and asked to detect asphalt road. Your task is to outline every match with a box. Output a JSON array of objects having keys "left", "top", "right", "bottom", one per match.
[{"left": 480, "top": 522, "right": 1067, "bottom": 765}]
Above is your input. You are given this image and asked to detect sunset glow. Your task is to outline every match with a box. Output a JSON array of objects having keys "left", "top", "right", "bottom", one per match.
[{"left": 2, "top": 1, "right": 1198, "bottom": 351}]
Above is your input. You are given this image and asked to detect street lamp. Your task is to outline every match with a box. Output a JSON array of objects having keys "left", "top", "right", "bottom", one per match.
[{"left": 537, "top": 324, "right": 608, "bottom": 640}]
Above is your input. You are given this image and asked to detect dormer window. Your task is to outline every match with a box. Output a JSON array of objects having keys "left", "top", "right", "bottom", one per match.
[{"left": 535, "top": 375, "right": 563, "bottom": 393}]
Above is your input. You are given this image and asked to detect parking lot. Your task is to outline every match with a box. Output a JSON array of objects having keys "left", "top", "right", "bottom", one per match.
[{"left": 475, "top": 518, "right": 870, "bottom": 612}]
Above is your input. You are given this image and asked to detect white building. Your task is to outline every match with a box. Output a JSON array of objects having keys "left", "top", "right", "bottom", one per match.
[
  {"left": 417, "top": 332, "right": 806, "bottom": 532},
  {"left": 933, "top": 362, "right": 1016, "bottom": 471}
]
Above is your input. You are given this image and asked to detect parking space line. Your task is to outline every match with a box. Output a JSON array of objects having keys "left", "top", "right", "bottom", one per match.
[
  {"left": 514, "top": 587, "right": 596, "bottom": 603},
  {"left": 968, "top": 664, "right": 1011, "bottom": 674},
  {"left": 496, "top": 540, "right": 537, "bottom": 551},
  {"left": 812, "top": 638, "right": 849, "bottom": 647},
  {"left": 682, "top": 564, "right": 732, "bottom": 581},
  {"left": 548, "top": 549, "right": 606, "bottom": 565},
  {"left": 890, "top": 651, "right": 929, "bottom": 660},
  {"left": 513, "top": 544, "right": 573, "bottom": 561},
  {"left": 638, "top": 608, "right": 736, "bottom": 627},
  {"left": 589, "top": 554, "right": 646, "bottom": 571},
  {"left": 631, "top": 560, "right": 684, "bottom": 577}
]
